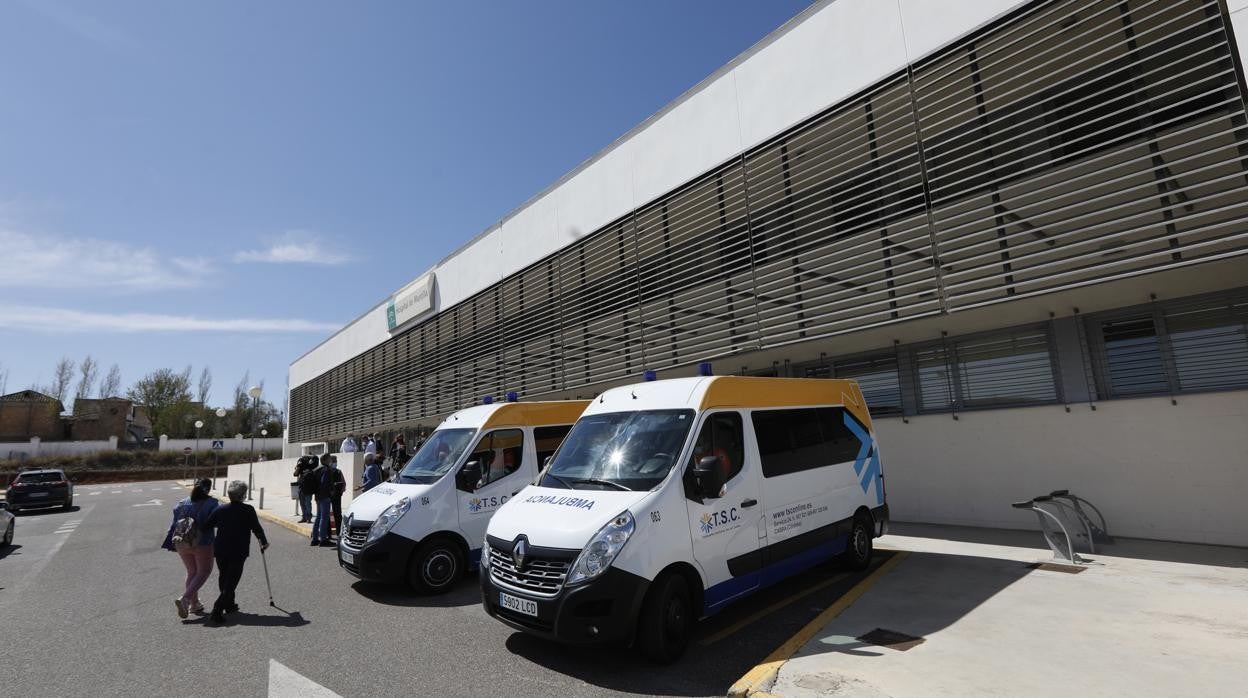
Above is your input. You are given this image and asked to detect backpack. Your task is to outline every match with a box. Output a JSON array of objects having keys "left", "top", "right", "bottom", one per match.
[{"left": 171, "top": 501, "right": 203, "bottom": 550}]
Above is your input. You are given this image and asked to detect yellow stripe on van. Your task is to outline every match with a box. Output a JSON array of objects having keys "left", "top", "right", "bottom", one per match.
[
  {"left": 481, "top": 401, "right": 591, "bottom": 429},
  {"left": 699, "top": 377, "right": 874, "bottom": 428}
]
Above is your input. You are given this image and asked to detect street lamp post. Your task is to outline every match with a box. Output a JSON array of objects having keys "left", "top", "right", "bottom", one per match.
[
  {"left": 247, "top": 385, "right": 262, "bottom": 499},
  {"left": 214, "top": 407, "right": 226, "bottom": 490},
  {"left": 193, "top": 420, "right": 204, "bottom": 480}
]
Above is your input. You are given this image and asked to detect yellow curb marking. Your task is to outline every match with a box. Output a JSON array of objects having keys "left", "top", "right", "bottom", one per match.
[
  {"left": 699, "top": 572, "right": 850, "bottom": 647},
  {"left": 727, "top": 551, "right": 910, "bottom": 697}
]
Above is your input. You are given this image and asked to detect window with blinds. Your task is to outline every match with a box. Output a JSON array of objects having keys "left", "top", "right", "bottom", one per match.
[
  {"left": 1088, "top": 289, "right": 1248, "bottom": 398},
  {"left": 912, "top": 327, "right": 1060, "bottom": 412}
]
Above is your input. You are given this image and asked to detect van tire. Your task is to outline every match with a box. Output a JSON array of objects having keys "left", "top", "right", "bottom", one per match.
[
  {"left": 841, "top": 515, "right": 873, "bottom": 571},
  {"left": 637, "top": 572, "right": 693, "bottom": 663},
  {"left": 408, "top": 537, "right": 463, "bottom": 594}
]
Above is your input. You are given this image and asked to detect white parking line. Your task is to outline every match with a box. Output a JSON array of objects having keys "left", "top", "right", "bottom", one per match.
[
  {"left": 55, "top": 520, "right": 82, "bottom": 534},
  {"left": 89, "top": 492, "right": 101, "bottom": 495}
]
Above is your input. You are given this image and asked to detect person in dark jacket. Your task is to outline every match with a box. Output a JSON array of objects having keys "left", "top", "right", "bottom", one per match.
[
  {"left": 327, "top": 455, "right": 346, "bottom": 540},
  {"left": 204, "top": 480, "right": 268, "bottom": 623},
  {"left": 293, "top": 456, "right": 316, "bottom": 523},
  {"left": 311, "top": 455, "right": 334, "bottom": 546}
]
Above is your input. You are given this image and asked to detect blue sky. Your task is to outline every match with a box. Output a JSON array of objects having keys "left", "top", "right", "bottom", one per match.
[{"left": 0, "top": 0, "right": 812, "bottom": 411}]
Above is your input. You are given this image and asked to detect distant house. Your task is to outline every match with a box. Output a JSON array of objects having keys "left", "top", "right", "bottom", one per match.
[
  {"left": 0, "top": 391, "right": 68, "bottom": 441},
  {"left": 69, "top": 397, "right": 135, "bottom": 441}
]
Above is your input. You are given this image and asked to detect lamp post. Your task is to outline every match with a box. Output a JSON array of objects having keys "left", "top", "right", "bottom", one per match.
[
  {"left": 193, "top": 420, "right": 204, "bottom": 480},
  {"left": 214, "top": 407, "right": 227, "bottom": 489},
  {"left": 247, "top": 385, "right": 262, "bottom": 499}
]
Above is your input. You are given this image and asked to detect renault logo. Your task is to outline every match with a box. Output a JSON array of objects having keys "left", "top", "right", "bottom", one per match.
[{"left": 513, "top": 537, "right": 528, "bottom": 570}]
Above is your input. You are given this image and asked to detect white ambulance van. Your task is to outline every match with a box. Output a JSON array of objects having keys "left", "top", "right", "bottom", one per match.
[
  {"left": 338, "top": 399, "right": 589, "bottom": 594},
  {"left": 480, "top": 375, "right": 887, "bottom": 661}
]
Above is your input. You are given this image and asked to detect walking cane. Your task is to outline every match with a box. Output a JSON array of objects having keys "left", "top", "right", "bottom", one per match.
[{"left": 260, "top": 548, "right": 275, "bottom": 607}]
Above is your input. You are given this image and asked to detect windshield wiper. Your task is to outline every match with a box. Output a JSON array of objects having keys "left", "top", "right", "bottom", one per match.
[
  {"left": 572, "top": 478, "right": 632, "bottom": 492},
  {"left": 543, "top": 472, "right": 577, "bottom": 490}
]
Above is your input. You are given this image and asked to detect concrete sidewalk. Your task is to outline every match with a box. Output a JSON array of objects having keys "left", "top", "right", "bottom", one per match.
[{"left": 765, "top": 523, "right": 1248, "bottom": 697}]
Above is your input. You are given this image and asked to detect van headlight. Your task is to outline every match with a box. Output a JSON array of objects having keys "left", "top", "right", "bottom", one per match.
[
  {"left": 567, "top": 510, "right": 634, "bottom": 585},
  {"left": 366, "top": 497, "right": 411, "bottom": 544},
  {"left": 481, "top": 537, "right": 492, "bottom": 570}
]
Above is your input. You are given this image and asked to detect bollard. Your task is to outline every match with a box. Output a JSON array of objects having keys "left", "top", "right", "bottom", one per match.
[{"left": 259, "top": 487, "right": 265, "bottom": 510}]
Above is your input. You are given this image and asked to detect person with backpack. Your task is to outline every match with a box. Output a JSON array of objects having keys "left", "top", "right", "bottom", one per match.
[
  {"left": 161, "top": 478, "right": 219, "bottom": 619},
  {"left": 204, "top": 480, "right": 268, "bottom": 623},
  {"left": 294, "top": 456, "right": 317, "bottom": 523}
]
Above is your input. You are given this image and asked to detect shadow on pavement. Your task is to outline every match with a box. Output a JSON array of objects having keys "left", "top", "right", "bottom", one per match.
[
  {"left": 503, "top": 555, "right": 887, "bottom": 697},
  {"left": 889, "top": 522, "right": 1248, "bottom": 569},
  {"left": 14, "top": 506, "right": 80, "bottom": 517},
  {"left": 350, "top": 578, "right": 480, "bottom": 608},
  {"left": 0, "top": 543, "right": 22, "bottom": 560},
  {"left": 189, "top": 611, "right": 310, "bottom": 628},
  {"left": 790, "top": 551, "right": 1031, "bottom": 662}
]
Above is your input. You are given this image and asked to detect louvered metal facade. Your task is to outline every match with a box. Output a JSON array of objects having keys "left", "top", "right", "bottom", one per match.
[{"left": 290, "top": 0, "right": 1248, "bottom": 443}]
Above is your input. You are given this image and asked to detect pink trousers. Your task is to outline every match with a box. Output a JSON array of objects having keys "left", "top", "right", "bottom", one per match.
[{"left": 177, "top": 545, "right": 215, "bottom": 607}]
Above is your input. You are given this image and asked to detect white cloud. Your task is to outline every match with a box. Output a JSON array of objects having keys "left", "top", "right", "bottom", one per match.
[
  {"left": 0, "top": 305, "right": 340, "bottom": 334},
  {"left": 233, "top": 230, "right": 351, "bottom": 265},
  {"left": 0, "top": 228, "right": 213, "bottom": 291}
]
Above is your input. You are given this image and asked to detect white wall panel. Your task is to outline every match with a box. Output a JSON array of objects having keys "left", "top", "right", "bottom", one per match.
[
  {"left": 629, "top": 73, "right": 742, "bottom": 206},
  {"left": 897, "top": 0, "right": 1028, "bottom": 63},
  {"left": 733, "top": 0, "right": 908, "bottom": 151},
  {"left": 1232, "top": 3, "right": 1248, "bottom": 73},
  {"left": 498, "top": 185, "right": 564, "bottom": 271},
  {"left": 553, "top": 142, "right": 636, "bottom": 243},
  {"left": 879, "top": 392, "right": 1248, "bottom": 547},
  {"left": 431, "top": 224, "right": 503, "bottom": 311},
  {"left": 290, "top": 305, "right": 389, "bottom": 389}
]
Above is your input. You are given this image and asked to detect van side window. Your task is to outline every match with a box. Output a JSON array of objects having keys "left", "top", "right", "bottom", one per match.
[
  {"left": 688, "top": 412, "right": 745, "bottom": 483},
  {"left": 469, "top": 429, "right": 524, "bottom": 487},
  {"left": 752, "top": 407, "right": 863, "bottom": 478},
  {"left": 534, "top": 424, "right": 573, "bottom": 467}
]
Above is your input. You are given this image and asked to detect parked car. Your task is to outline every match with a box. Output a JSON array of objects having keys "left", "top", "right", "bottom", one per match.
[
  {"left": 0, "top": 501, "right": 14, "bottom": 547},
  {"left": 6, "top": 469, "right": 75, "bottom": 513}
]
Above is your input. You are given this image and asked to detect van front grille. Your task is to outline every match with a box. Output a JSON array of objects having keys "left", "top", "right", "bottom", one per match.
[
  {"left": 344, "top": 523, "right": 371, "bottom": 548},
  {"left": 488, "top": 548, "right": 570, "bottom": 598}
]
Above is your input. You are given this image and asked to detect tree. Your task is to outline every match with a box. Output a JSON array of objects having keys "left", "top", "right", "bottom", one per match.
[
  {"left": 49, "top": 357, "right": 75, "bottom": 406},
  {"left": 126, "top": 368, "right": 193, "bottom": 438},
  {"left": 231, "top": 371, "right": 251, "bottom": 435},
  {"left": 75, "top": 355, "right": 99, "bottom": 405},
  {"left": 0, "top": 361, "right": 8, "bottom": 395},
  {"left": 99, "top": 364, "right": 122, "bottom": 398},
  {"left": 197, "top": 366, "right": 212, "bottom": 406}
]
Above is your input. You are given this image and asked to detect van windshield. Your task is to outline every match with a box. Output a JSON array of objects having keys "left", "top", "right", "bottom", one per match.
[
  {"left": 398, "top": 428, "right": 475, "bottom": 484},
  {"left": 538, "top": 410, "right": 694, "bottom": 491}
]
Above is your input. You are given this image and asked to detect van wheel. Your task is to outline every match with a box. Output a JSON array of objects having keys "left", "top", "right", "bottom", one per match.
[
  {"left": 408, "top": 538, "right": 463, "bottom": 594},
  {"left": 637, "top": 573, "right": 693, "bottom": 663},
  {"left": 841, "top": 516, "right": 873, "bottom": 571}
]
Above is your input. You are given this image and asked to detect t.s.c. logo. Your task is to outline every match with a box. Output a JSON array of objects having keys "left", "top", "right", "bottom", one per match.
[
  {"left": 468, "top": 495, "right": 508, "bottom": 513},
  {"left": 699, "top": 507, "right": 739, "bottom": 535}
]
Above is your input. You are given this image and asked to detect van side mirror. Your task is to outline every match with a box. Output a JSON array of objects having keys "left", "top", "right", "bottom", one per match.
[
  {"left": 693, "top": 455, "right": 725, "bottom": 499},
  {"left": 0, "top": 501, "right": 8, "bottom": 510},
  {"left": 456, "top": 460, "right": 482, "bottom": 492}
]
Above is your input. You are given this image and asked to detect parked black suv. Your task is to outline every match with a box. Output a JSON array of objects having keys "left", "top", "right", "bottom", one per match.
[{"left": 6, "top": 469, "right": 74, "bottom": 512}]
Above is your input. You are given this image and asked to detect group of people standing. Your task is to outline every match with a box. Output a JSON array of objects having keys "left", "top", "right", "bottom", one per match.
[
  {"left": 340, "top": 432, "right": 410, "bottom": 469},
  {"left": 293, "top": 454, "right": 346, "bottom": 546},
  {"left": 162, "top": 479, "right": 268, "bottom": 624}
]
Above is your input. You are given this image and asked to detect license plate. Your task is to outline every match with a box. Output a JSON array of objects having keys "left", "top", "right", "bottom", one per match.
[
  {"left": 499, "top": 591, "right": 538, "bottom": 617},
  {"left": 29, "top": 492, "right": 47, "bottom": 498},
  {"left": 340, "top": 551, "right": 355, "bottom": 566}
]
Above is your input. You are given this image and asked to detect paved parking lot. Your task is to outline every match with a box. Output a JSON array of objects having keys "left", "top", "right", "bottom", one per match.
[{"left": 0, "top": 480, "right": 888, "bottom": 697}]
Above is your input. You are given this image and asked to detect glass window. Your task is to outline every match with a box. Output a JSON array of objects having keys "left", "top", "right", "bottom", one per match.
[
  {"left": 398, "top": 428, "right": 475, "bottom": 484},
  {"left": 753, "top": 408, "right": 829, "bottom": 478},
  {"left": 818, "top": 408, "right": 864, "bottom": 465},
  {"left": 533, "top": 424, "right": 574, "bottom": 467},
  {"left": 469, "top": 429, "right": 524, "bottom": 487},
  {"left": 687, "top": 412, "right": 745, "bottom": 483},
  {"left": 1099, "top": 316, "right": 1168, "bottom": 396},
  {"left": 1165, "top": 299, "right": 1248, "bottom": 392},
  {"left": 540, "top": 410, "right": 694, "bottom": 491}
]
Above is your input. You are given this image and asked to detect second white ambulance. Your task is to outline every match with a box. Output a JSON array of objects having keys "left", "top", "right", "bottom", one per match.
[
  {"left": 480, "top": 375, "right": 888, "bottom": 661},
  {"left": 339, "top": 399, "right": 588, "bottom": 594}
]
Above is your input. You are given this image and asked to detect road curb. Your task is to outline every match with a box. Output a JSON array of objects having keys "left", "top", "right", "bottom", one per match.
[
  {"left": 213, "top": 494, "right": 312, "bottom": 538},
  {"left": 726, "top": 550, "right": 910, "bottom": 697}
]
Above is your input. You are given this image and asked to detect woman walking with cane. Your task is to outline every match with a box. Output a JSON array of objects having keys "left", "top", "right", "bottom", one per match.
[
  {"left": 162, "top": 478, "right": 218, "bottom": 618},
  {"left": 204, "top": 480, "right": 268, "bottom": 624}
]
